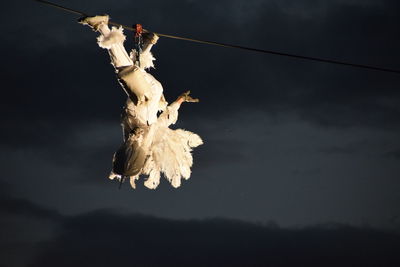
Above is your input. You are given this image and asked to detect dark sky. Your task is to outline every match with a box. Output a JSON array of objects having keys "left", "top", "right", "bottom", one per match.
[{"left": 1, "top": 0, "right": 400, "bottom": 266}]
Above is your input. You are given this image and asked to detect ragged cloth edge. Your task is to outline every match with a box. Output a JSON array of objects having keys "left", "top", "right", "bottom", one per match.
[
  {"left": 97, "top": 26, "right": 126, "bottom": 49},
  {"left": 130, "top": 50, "right": 156, "bottom": 70}
]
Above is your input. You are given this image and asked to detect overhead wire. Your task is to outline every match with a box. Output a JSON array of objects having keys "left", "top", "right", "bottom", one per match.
[{"left": 35, "top": 0, "right": 400, "bottom": 74}]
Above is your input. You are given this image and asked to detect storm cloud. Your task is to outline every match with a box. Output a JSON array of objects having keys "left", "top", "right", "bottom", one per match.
[{"left": 1, "top": 0, "right": 400, "bottom": 266}]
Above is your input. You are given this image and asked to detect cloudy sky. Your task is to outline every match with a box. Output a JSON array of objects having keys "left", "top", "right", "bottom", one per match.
[{"left": 1, "top": 0, "right": 400, "bottom": 266}]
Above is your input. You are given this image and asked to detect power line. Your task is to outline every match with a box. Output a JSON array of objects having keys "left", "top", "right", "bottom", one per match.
[{"left": 35, "top": 0, "right": 400, "bottom": 74}]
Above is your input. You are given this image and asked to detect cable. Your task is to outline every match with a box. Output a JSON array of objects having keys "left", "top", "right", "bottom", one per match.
[
  {"left": 35, "top": 0, "right": 400, "bottom": 74},
  {"left": 35, "top": 0, "right": 87, "bottom": 16}
]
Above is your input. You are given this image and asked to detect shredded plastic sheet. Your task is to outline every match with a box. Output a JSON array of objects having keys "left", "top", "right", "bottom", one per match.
[{"left": 80, "top": 15, "right": 202, "bottom": 189}]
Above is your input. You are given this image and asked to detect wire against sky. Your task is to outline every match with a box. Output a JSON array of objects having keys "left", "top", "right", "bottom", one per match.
[{"left": 35, "top": 0, "right": 400, "bottom": 75}]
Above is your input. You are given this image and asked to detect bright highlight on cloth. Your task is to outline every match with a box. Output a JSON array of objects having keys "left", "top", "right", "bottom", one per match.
[{"left": 80, "top": 15, "right": 203, "bottom": 189}]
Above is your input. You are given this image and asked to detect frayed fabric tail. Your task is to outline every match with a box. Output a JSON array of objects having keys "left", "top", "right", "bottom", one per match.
[{"left": 97, "top": 26, "right": 126, "bottom": 49}]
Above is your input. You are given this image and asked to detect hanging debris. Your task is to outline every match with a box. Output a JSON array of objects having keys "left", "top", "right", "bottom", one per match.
[
  {"left": 79, "top": 15, "right": 202, "bottom": 189},
  {"left": 133, "top": 23, "right": 144, "bottom": 67}
]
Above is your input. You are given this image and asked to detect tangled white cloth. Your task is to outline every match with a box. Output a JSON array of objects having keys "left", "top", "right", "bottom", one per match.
[
  {"left": 80, "top": 15, "right": 203, "bottom": 189},
  {"left": 142, "top": 109, "right": 203, "bottom": 189}
]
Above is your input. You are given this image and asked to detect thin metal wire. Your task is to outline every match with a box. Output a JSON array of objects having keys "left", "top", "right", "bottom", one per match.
[
  {"left": 35, "top": 0, "right": 400, "bottom": 74},
  {"left": 36, "top": 0, "right": 87, "bottom": 16}
]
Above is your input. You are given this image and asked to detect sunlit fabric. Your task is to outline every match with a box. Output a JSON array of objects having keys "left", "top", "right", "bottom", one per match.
[{"left": 80, "top": 15, "right": 202, "bottom": 189}]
